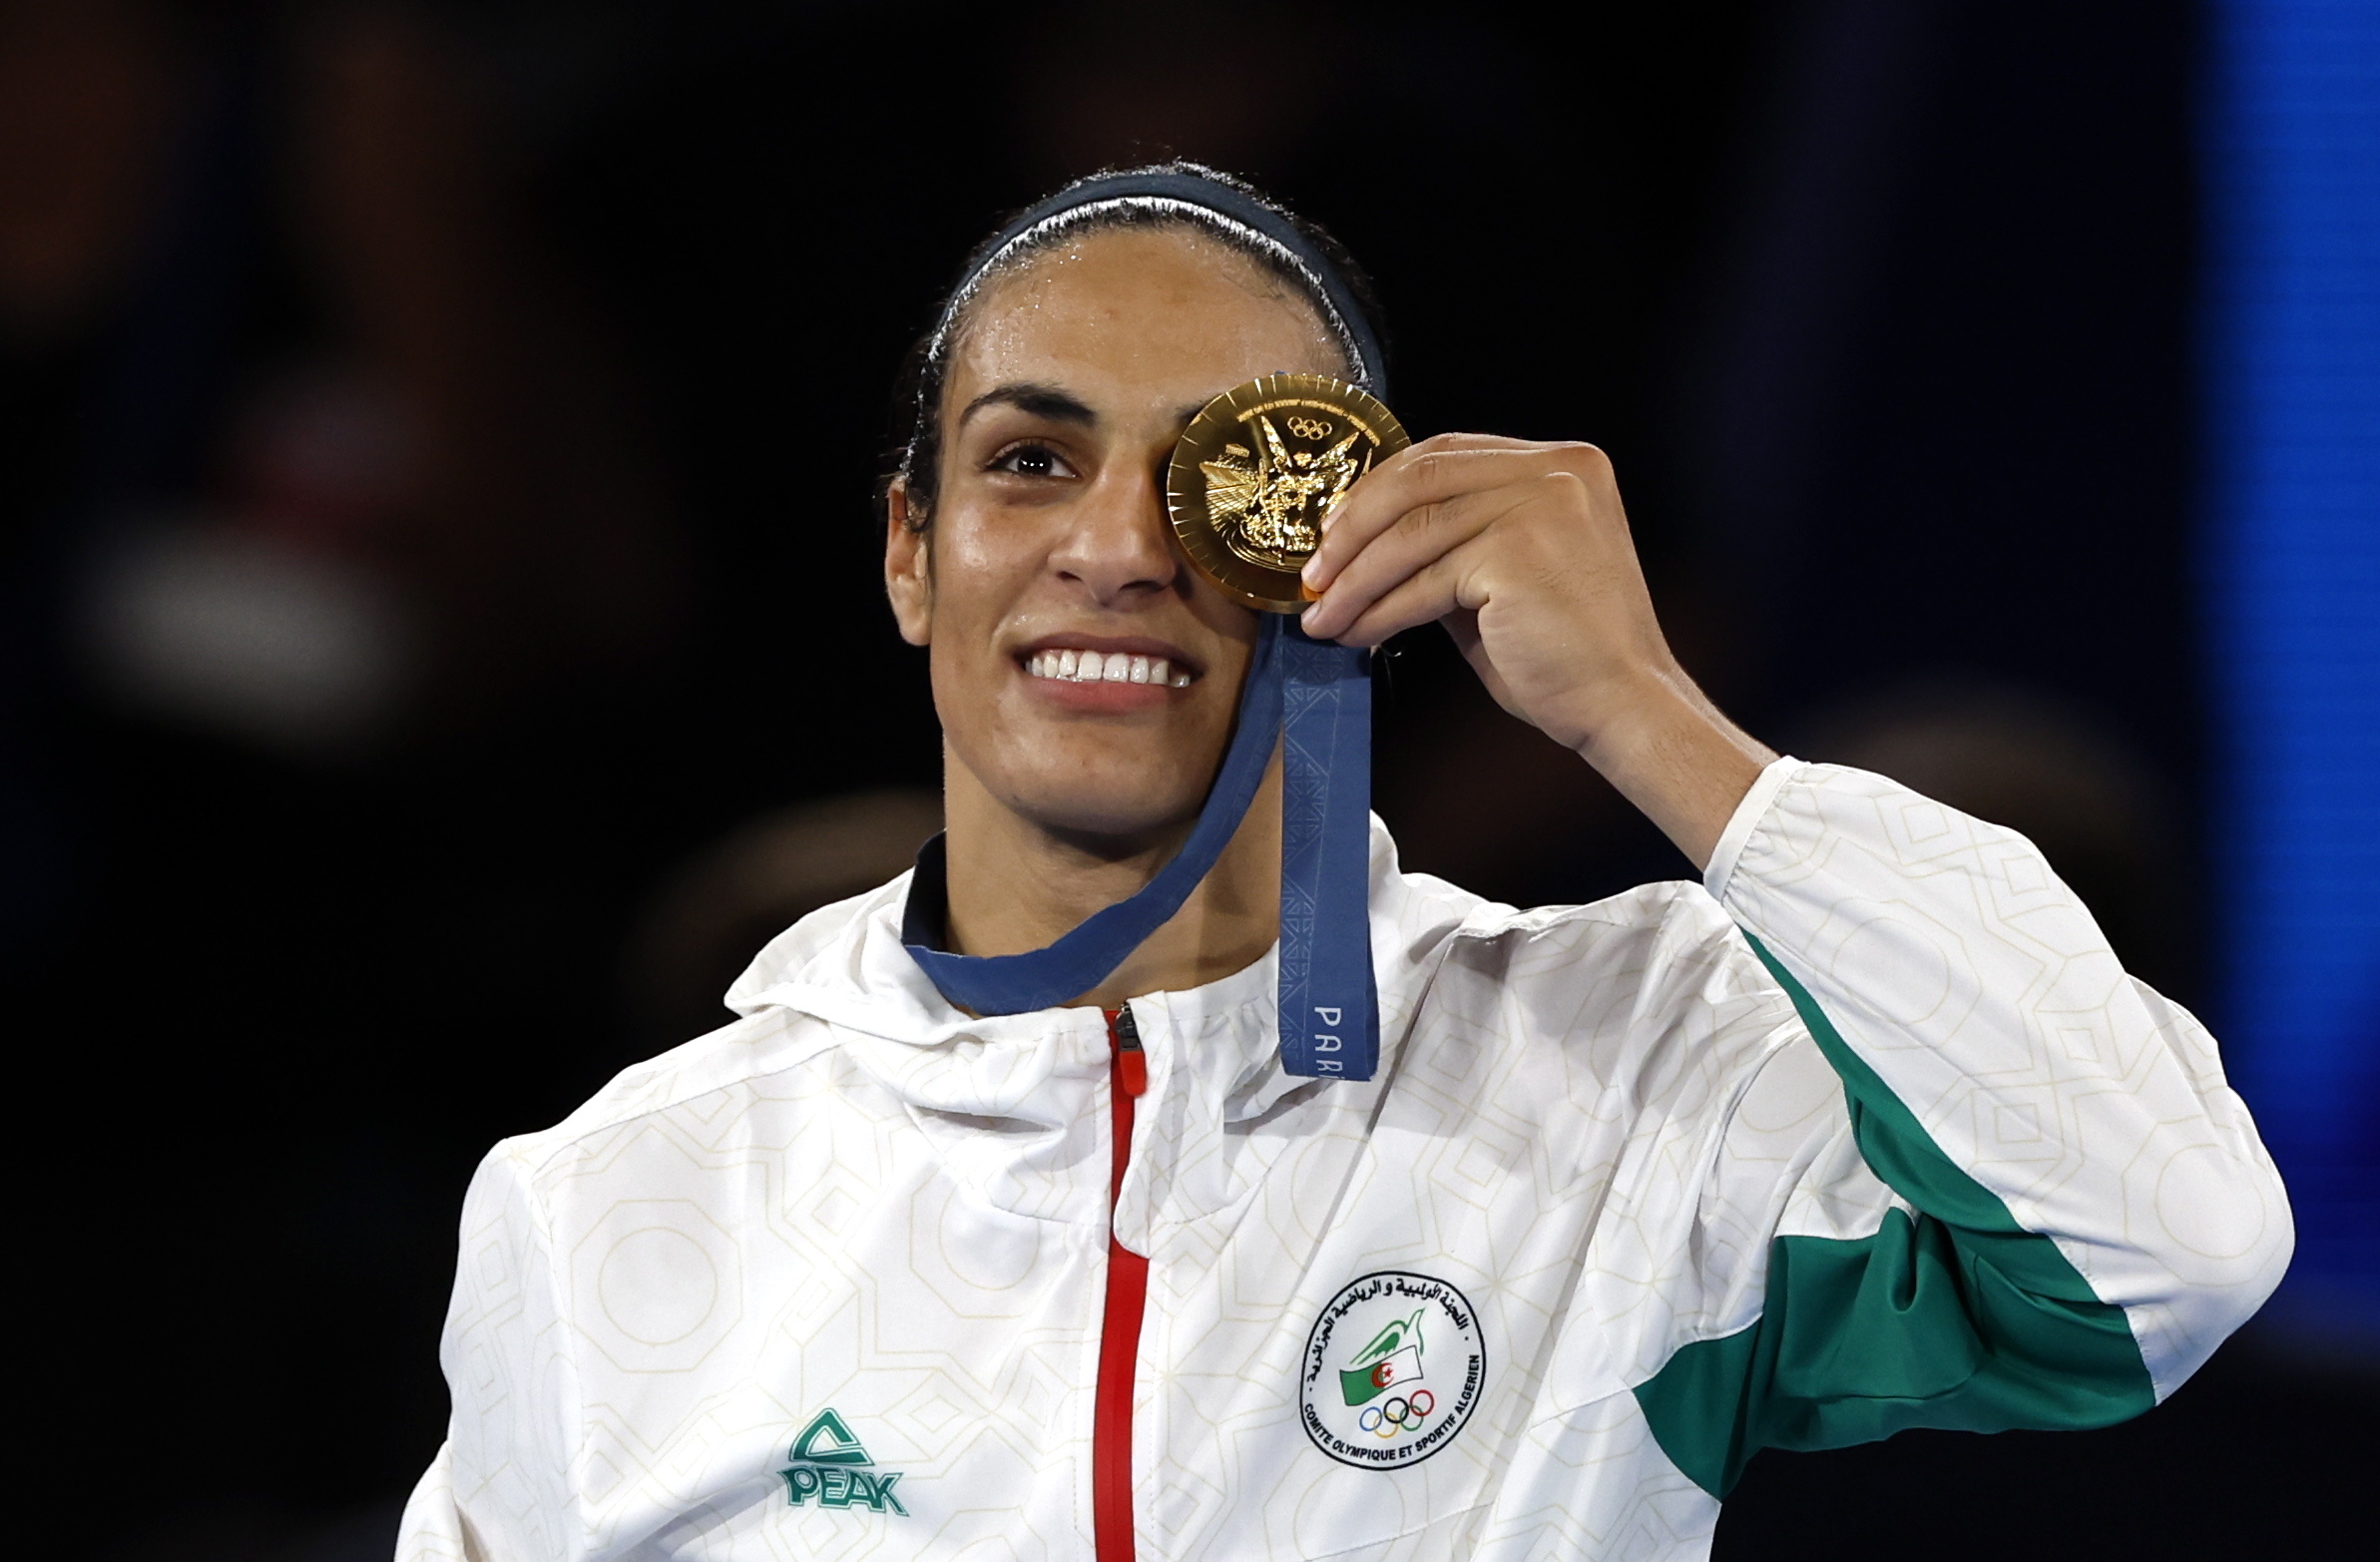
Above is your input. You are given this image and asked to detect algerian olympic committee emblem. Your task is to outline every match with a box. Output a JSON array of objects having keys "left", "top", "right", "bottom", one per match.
[{"left": 1300, "top": 1272, "right": 1485, "bottom": 1468}]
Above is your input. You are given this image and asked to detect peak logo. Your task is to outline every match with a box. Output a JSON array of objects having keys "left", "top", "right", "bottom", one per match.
[{"left": 779, "top": 1409, "right": 909, "bottom": 1516}]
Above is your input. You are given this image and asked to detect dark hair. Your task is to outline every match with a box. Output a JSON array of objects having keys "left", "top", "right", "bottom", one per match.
[{"left": 882, "top": 163, "right": 1386, "bottom": 532}]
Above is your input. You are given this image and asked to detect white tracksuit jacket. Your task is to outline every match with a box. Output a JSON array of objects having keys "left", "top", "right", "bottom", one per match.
[{"left": 400, "top": 759, "right": 2290, "bottom": 1561}]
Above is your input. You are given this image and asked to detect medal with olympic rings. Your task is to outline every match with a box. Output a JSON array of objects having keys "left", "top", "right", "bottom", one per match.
[{"left": 1167, "top": 373, "right": 1410, "bottom": 612}]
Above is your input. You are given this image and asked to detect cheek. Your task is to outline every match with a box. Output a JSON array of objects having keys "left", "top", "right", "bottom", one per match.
[
  {"left": 921, "top": 512, "right": 1041, "bottom": 698},
  {"left": 925, "top": 517, "right": 1021, "bottom": 634}
]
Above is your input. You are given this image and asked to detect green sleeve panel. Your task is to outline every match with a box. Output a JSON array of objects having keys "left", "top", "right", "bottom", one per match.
[{"left": 1633, "top": 932, "right": 2155, "bottom": 1498}]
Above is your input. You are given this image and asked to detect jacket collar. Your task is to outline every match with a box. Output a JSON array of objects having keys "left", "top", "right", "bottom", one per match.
[{"left": 722, "top": 815, "right": 1483, "bottom": 1129}]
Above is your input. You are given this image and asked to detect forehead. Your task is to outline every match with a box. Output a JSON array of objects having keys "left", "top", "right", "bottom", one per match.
[{"left": 949, "top": 227, "right": 1342, "bottom": 402}]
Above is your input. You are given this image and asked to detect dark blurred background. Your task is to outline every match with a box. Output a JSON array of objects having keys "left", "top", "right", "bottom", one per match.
[{"left": 6, "top": 1, "right": 2373, "bottom": 1557}]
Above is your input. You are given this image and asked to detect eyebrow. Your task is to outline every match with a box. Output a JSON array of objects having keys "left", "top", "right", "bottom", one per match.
[
  {"left": 959, "top": 382, "right": 1098, "bottom": 428},
  {"left": 957, "top": 382, "right": 1218, "bottom": 433}
]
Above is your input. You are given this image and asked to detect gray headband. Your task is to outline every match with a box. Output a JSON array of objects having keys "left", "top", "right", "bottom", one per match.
[{"left": 924, "top": 168, "right": 1387, "bottom": 398}]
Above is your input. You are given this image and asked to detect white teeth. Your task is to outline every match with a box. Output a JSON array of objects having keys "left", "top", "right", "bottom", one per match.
[{"left": 1027, "top": 649, "right": 1194, "bottom": 686}]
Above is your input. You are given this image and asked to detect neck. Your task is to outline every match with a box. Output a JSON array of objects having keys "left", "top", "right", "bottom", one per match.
[{"left": 940, "top": 745, "right": 1283, "bottom": 1008}]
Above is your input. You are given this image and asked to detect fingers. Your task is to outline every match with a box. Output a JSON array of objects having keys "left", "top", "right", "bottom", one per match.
[
  {"left": 1325, "top": 544, "right": 1475, "bottom": 648},
  {"left": 1298, "top": 482, "right": 1531, "bottom": 641},
  {"left": 1301, "top": 436, "right": 1604, "bottom": 599},
  {"left": 1301, "top": 442, "right": 1552, "bottom": 594}
]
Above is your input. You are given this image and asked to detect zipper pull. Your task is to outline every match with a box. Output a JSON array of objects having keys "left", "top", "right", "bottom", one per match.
[{"left": 1112, "top": 1003, "right": 1148, "bottom": 1099}]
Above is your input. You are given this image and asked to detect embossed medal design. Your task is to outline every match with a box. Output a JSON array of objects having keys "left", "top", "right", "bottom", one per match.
[{"left": 1168, "top": 373, "right": 1411, "bottom": 613}]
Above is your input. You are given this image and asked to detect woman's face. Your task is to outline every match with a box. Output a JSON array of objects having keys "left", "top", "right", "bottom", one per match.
[{"left": 886, "top": 226, "right": 1343, "bottom": 843}]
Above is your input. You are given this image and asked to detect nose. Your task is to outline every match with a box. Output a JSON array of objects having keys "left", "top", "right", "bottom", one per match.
[{"left": 1049, "top": 457, "right": 1184, "bottom": 607}]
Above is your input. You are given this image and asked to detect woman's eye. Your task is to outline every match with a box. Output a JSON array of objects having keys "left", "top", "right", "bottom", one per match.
[{"left": 990, "top": 443, "right": 1074, "bottom": 479}]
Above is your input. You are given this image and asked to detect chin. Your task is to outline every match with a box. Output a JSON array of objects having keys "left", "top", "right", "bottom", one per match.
[{"left": 1003, "top": 767, "right": 1208, "bottom": 848}]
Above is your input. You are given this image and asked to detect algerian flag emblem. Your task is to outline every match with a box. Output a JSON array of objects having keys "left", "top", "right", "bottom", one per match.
[
  {"left": 1301, "top": 1272, "right": 1486, "bottom": 1470},
  {"left": 1338, "top": 1308, "right": 1426, "bottom": 1405}
]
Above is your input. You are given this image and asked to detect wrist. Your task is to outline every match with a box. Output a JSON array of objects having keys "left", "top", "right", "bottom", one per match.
[{"left": 1567, "top": 667, "right": 1773, "bottom": 871}]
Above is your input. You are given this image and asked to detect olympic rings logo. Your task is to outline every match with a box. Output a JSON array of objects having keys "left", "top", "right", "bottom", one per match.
[
  {"left": 1283, "top": 414, "right": 1335, "bottom": 440},
  {"left": 1357, "top": 1390, "right": 1436, "bottom": 1437}
]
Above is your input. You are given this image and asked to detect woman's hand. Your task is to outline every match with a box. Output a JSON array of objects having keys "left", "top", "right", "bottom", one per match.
[{"left": 1296, "top": 433, "right": 1775, "bottom": 870}]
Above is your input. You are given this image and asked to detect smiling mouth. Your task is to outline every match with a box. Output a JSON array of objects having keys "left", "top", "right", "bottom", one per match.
[{"left": 1025, "top": 648, "right": 1193, "bottom": 689}]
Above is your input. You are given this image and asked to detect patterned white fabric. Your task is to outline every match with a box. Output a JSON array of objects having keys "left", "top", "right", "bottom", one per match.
[{"left": 400, "top": 761, "right": 2287, "bottom": 1560}]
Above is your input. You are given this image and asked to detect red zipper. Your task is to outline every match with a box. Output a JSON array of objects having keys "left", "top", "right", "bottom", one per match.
[{"left": 1095, "top": 1005, "right": 1149, "bottom": 1562}]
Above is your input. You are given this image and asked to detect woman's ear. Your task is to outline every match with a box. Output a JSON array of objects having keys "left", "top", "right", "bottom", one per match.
[{"left": 884, "top": 476, "right": 933, "bottom": 647}]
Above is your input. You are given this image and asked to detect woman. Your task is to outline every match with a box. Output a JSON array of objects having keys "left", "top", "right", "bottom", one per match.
[{"left": 400, "top": 166, "right": 2287, "bottom": 1562}]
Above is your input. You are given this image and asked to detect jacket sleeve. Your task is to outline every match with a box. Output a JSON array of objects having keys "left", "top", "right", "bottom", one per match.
[
  {"left": 399, "top": 1143, "right": 584, "bottom": 1561},
  {"left": 1632, "top": 759, "right": 2291, "bottom": 1496}
]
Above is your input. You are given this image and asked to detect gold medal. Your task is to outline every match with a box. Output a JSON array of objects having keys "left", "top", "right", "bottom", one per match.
[{"left": 1167, "top": 373, "right": 1411, "bottom": 613}]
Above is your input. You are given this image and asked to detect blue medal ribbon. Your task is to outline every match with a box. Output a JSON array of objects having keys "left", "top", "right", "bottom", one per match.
[
  {"left": 1273, "top": 626, "right": 1377, "bottom": 1079},
  {"left": 903, "top": 615, "right": 1378, "bottom": 1081}
]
